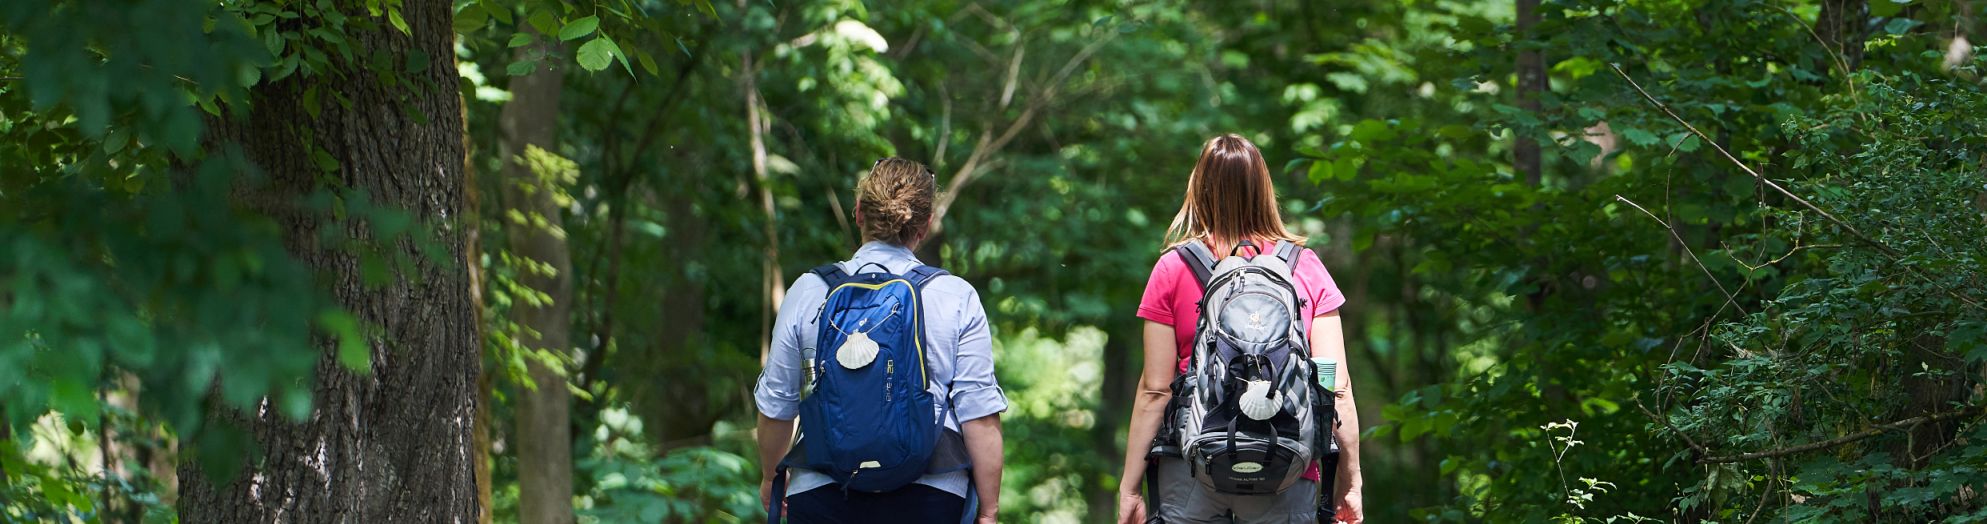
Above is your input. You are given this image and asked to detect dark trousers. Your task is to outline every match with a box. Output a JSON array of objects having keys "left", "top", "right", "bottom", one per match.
[{"left": 786, "top": 483, "right": 966, "bottom": 524}]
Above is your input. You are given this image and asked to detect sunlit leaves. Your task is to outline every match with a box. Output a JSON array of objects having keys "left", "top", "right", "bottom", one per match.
[
  {"left": 559, "top": 15, "right": 600, "bottom": 41},
  {"left": 575, "top": 37, "right": 617, "bottom": 72}
]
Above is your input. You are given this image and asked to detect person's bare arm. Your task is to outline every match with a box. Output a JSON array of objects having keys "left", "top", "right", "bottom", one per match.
[
  {"left": 756, "top": 414, "right": 795, "bottom": 508},
  {"left": 1312, "top": 311, "right": 1363, "bottom": 521},
  {"left": 961, "top": 414, "right": 1003, "bottom": 523},
  {"left": 1115, "top": 320, "right": 1181, "bottom": 523}
]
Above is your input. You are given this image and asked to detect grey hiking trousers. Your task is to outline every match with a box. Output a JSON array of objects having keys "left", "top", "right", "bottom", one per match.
[{"left": 1153, "top": 457, "right": 1321, "bottom": 523}]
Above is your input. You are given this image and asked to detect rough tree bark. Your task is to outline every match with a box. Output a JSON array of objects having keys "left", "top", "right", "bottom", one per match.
[
  {"left": 178, "top": 3, "right": 479, "bottom": 522},
  {"left": 500, "top": 34, "right": 576, "bottom": 524}
]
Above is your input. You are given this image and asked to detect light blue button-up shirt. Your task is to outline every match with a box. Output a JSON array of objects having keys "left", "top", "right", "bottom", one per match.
[{"left": 755, "top": 241, "right": 1008, "bottom": 498}]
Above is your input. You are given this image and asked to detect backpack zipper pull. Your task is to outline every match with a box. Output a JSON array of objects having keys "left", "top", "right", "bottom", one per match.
[{"left": 884, "top": 360, "right": 895, "bottom": 402}]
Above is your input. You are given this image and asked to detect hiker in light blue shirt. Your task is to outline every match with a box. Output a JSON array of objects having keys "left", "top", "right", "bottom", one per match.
[{"left": 755, "top": 157, "right": 1006, "bottom": 524}]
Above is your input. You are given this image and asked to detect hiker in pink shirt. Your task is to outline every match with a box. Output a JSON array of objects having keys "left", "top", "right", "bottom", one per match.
[{"left": 1116, "top": 134, "right": 1365, "bottom": 523}]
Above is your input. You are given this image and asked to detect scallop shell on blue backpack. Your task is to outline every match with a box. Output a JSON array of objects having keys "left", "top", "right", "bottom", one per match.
[{"left": 836, "top": 331, "right": 881, "bottom": 369}]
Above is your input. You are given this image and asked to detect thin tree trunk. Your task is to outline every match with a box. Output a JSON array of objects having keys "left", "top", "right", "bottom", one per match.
[
  {"left": 1818, "top": 0, "right": 1871, "bottom": 71},
  {"left": 473, "top": 369, "right": 494, "bottom": 524},
  {"left": 1087, "top": 325, "right": 1133, "bottom": 524},
  {"left": 500, "top": 34, "right": 575, "bottom": 524},
  {"left": 1516, "top": 0, "right": 1570, "bottom": 415},
  {"left": 462, "top": 87, "right": 494, "bottom": 524},
  {"left": 178, "top": 2, "right": 478, "bottom": 522},
  {"left": 644, "top": 187, "right": 712, "bottom": 445},
  {"left": 743, "top": 34, "right": 782, "bottom": 366},
  {"left": 1514, "top": 0, "right": 1545, "bottom": 191}
]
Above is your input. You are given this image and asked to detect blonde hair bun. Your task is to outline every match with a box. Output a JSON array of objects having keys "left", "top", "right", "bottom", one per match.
[{"left": 857, "top": 158, "right": 937, "bottom": 247}]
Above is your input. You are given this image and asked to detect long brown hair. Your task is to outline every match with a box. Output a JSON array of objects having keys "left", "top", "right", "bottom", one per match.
[{"left": 1163, "top": 134, "right": 1305, "bottom": 254}]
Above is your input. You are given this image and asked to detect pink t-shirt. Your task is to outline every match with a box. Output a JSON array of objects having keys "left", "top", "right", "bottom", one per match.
[
  {"left": 1136, "top": 242, "right": 1345, "bottom": 481},
  {"left": 1137, "top": 244, "right": 1345, "bottom": 372}
]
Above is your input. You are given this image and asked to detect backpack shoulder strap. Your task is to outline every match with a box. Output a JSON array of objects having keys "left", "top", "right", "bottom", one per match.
[
  {"left": 1271, "top": 240, "right": 1303, "bottom": 266},
  {"left": 1174, "top": 241, "right": 1218, "bottom": 288},
  {"left": 904, "top": 265, "right": 951, "bottom": 289},
  {"left": 808, "top": 263, "right": 849, "bottom": 287}
]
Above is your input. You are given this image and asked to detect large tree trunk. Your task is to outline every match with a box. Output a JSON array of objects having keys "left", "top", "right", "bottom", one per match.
[
  {"left": 178, "top": 3, "right": 479, "bottom": 522},
  {"left": 500, "top": 35, "right": 576, "bottom": 524}
]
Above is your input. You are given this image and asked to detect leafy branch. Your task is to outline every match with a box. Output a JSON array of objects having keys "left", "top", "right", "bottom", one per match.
[
  {"left": 1610, "top": 63, "right": 1983, "bottom": 310},
  {"left": 1696, "top": 405, "right": 1981, "bottom": 464}
]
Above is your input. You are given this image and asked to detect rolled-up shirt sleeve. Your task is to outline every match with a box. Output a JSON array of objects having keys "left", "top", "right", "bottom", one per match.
[
  {"left": 754, "top": 275, "right": 823, "bottom": 421},
  {"left": 949, "top": 286, "right": 1007, "bottom": 423}
]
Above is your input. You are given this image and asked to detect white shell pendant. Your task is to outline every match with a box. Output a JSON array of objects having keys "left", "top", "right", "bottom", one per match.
[
  {"left": 1238, "top": 380, "right": 1278, "bottom": 420},
  {"left": 836, "top": 331, "right": 881, "bottom": 369}
]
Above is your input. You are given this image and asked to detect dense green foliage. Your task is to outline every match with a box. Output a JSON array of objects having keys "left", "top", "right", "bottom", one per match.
[{"left": 4, "top": 0, "right": 1984, "bottom": 522}]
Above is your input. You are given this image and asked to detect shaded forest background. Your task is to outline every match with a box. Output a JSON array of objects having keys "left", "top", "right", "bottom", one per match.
[{"left": 3, "top": 0, "right": 1985, "bottom": 522}]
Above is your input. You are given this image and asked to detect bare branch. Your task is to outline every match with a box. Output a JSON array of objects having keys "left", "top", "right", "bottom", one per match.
[
  {"left": 1634, "top": 398, "right": 1710, "bottom": 458},
  {"left": 933, "top": 83, "right": 953, "bottom": 171},
  {"left": 1770, "top": 4, "right": 1857, "bottom": 99},
  {"left": 929, "top": 33, "right": 1117, "bottom": 234},
  {"left": 1000, "top": 44, "right": 1025, "bottom": 109},
  {"left": 1615, "top": 194, "right": 1746, "bottom": 315}
]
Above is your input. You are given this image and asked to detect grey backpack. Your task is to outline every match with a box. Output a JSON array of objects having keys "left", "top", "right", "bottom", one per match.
[{"left": 1164, "top": 239, "right": 1334, "bottom": 496}]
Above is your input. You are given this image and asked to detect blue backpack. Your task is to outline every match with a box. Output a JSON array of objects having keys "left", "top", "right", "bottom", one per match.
[{"left": 768, "top": 262, "right": 969, "bottom": 522}]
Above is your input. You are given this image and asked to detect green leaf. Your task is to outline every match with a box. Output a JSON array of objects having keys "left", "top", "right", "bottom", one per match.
[
  {"left": 508, "top": 32, "right": 535, "bottom": 48},
  {"left": 576, "top": 37, "right": 616, "bottom": 72},
  {"left": 405, "top": 48, "right": 430, "bottom": 75},
  {"left": 453, "top": 4, "right": 489, "bottom": 33},
  {"left": 1350, "top": 119, "right": 1396, "bottom": 142},
  {"left": 1882, "top": 17, "right": 1921, "bottom": 35},
  {"left": 635, "top": 47, "right": 660, "bottom": 76},
  {"left": 1621, "top": 127, "right": 1661, "bottom": 147},
  {"left": 238, "top": 63, "right": 262, "bottom": 88},
  {"left": 320, "top": 310, "right": 372, "bottom": 374},
  {"left": 361, "top": 251, "right": 391, "bottom": 287},
  {"left": 50, "top": 379, "right": 99, "bottom": 423},
  {"left": 1308, "top": 158, "right": 1334, "bottom": 184},
  {"left": 311, "top": 147, "right": 341, "bottom": 172},
  {"left": 280, "top": 386, "right": 313, "bottom": 420},
  {"left": 103, "top": 129, "right": 129, "bottom": 154},
  {"left": 527, "top": 9, "right": 559, "bottom": 35},
  {"left": 387, "top": 9, "right": 411, "bottom": 35},
  {"left": 303, "top": 84, "right": 322, "bottom": 120},
  {"left": 603, "top": 35, "right": 633, "bottom": 76},
  {"left": 507, "top": 60, "right": 537, "bottom": 77},
  {"left": 558, "top": 15, "right": 600, "bottom": 41},
  {"left": 484, "top": 0, "right": 513, "bottom": 25}
]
